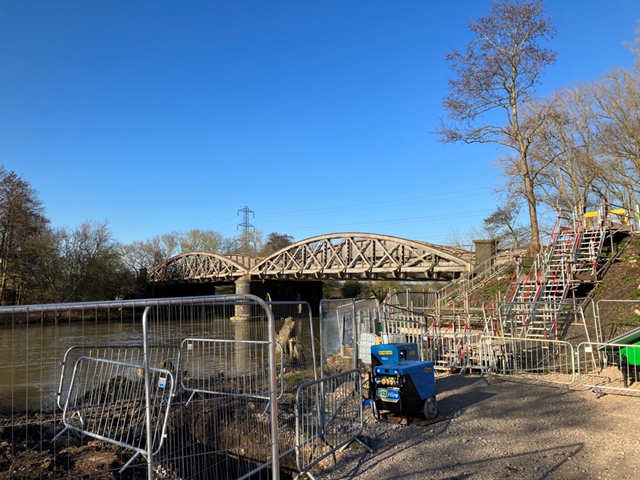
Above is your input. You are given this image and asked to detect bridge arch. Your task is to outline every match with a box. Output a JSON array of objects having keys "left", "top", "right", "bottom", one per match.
[
  {"left": 148, "top": 233, "right": 472, "bottom": 286},
  {"left": 250, "top": 232, "right": 472, "bottom": 281},
  {"left": 148, "top": 252, "right": 249, "bottom": 283}
]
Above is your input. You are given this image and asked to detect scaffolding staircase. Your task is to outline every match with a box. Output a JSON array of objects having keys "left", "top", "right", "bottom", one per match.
[
  {"left": 435, "top": 255, "right": 515, "bottom": 313},
  {"left": 501, "top": 210, "right": 607, "bottom": 339}
]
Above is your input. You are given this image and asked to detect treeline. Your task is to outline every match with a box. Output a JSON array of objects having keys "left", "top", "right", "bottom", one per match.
[
  {"left": 0, "top": 166, "right": 293, "bottom": 306},
  {"left": 488, "top": 59, "right": 640, "bottom": 245},
  {"left": 439, "top": 1, "right": 640, "bottom": 251}
]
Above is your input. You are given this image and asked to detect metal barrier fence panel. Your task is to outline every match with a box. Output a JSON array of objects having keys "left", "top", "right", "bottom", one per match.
[
  {"left": 577, "top": 341, "right": 640, "bottom": 397},
  {"left": 323, "top": 297, "right": 377, "bottom": 372},
  {"left": 355, "top": 304, "right": 381, "bottom": 367},
  {"left": 319, "top": 299, "right": 358, "bottom": 378},
  {"left": 294, "top": 369, "right": 368, "bottom": 479},
  {"left": 385, "top": 290, "right": 436, "bottom": 312},
  {"left": 479, "top": 335, "right": 576, "bottom": 386},
  {"left": 59, "top": 356, "right": 174, "bottom": 470},
  {"left": 267, "top": 301, "right": 319, "bottom": 463},
  {"left": 496, "top": 299, "right": 594, "bottom": 341},
  {"left": 144, "top": 296, "right": 280, "bottom": 480},
  {"left": 0, "top": 295, "right": 282, "bottom": 480},
  {"left": 378, "top": 308, "right": 489, "bottom": 372},
  {"left": 57, "top": 344, "right": 182, "bottom": 410},
  {"left": 427, "top": 315, "right": 483, "bottom": 371},
  {"left": 595, "top": 299, "right": 640, "bottom": 343},
  {"left": 180, "top": 338, "right": 284, "bottom": 402},
  {"left": 382, "top": 309, "right": 423, "bottom": 346},
  {"left": 267, "top": 301, "right": 319, "bottom": 392}
]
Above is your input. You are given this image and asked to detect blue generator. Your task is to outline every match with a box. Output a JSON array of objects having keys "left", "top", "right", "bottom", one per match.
[{"left": 370, "top": 343, "right": 438, "bottom": 421}]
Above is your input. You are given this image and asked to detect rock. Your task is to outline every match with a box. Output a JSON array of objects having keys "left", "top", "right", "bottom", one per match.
[{"left": 79, "top": 452, "right": 119, "bottom": 472}]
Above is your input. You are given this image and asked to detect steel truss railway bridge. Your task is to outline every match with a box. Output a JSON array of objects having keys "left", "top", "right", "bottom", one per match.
[{"left": 147, "top": 233, "right": 474, "bottom": 310}]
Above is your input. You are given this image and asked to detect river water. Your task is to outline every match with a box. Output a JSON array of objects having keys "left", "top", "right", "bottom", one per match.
[{"left": 0, "top": 315, "right": 342, "bottom": 412}]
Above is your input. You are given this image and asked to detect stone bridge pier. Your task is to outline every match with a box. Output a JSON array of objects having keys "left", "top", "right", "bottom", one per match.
[{"left": 231, "top": 274, "right": 253, "bottom": 321}]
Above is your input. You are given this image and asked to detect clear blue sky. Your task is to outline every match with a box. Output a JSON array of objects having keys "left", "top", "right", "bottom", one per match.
[{"left": 1, "top": 1, "right": 638, "bottom": 247}]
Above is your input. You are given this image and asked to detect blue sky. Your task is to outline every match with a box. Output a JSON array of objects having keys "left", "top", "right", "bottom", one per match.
[{"left": 1, "top": 1, "right": 638, "bottom": 247}]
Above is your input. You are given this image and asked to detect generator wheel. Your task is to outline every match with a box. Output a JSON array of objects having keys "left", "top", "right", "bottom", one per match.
[{"left": 424, "top": 397, "right": 438, "bottom": 420}]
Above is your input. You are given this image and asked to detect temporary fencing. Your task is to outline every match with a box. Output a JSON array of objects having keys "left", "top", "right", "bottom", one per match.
[
  {"left": 179, "top": 337, "right": 284, "bottom": 403},
  {"left": 0, "top": 295, "right": 284, "bottom": 480},
  {"left": 56, "top": 344, "right": 181, "bottom": 410},
  {"left": 57, "top": 355, "right": 175, "bottom": 471},
  {"left": 267, "top": 301, "right": 320, "bottom": 462},
  {"left": 143, "top": 296, "right": 281, "bottom": 480},
  {"left": 319, "top": 299, "right": 359, "bottom": 378},
  {"left": 479, "top": 335, "right": 576, "bottom": 386},
  {"left": 594, "top": 299, "right": 640, "bottom": 343},
  {"left": 385, "top": 290, "right": 436, "bottom": 312},
  {"left": 353, "top": 298, "right": 381, "bottom": 368},
  {"left": 267, "top": 300, "right": 319, "bottom": 390},
  {"left": 294, "top": 369, "right": 371, "bottom": 480},
  {"left": 380, "top": 302, "right": 487, "bottom": 372},
  {"left": 576, "top": 341, "right": 640, "bottom": 397},
  {"left": 495, "top": 298, "right": 595, "bottom": 342},
  {"left": 426, "top": 315, "right": 486, "bottom": 372},
  {"left": 381, "top": 304, "right": 425, "bottom": 346}
]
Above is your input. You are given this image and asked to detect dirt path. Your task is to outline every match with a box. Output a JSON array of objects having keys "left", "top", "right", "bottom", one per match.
[{"left": 317, "top": 373, "right": 640, "bottom": 480}]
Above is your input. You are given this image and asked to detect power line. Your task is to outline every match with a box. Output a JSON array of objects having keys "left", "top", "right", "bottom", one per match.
[
  {"left": 265, "top": 209, "right": 494, "bottom": 234},
  {"left": 257, "top": 187, "right": 493, "bottom": 219},
  {"left": 205, "top": 187, "right": 493, "bottom": 231}
]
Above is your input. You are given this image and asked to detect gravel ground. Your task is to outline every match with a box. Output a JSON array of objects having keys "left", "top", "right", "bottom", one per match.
[{"left": 316, "top": 372, "right": 640, "bottom": 480}]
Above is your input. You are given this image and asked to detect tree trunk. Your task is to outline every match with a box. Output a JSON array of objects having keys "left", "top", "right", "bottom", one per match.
[{"left": 520, "top": 152, "right": 541, "bottom": 254}]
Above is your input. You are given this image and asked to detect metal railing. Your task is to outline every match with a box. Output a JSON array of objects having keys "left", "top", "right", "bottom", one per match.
[
  {"left": 56, "top": 355, "right": 175, "bottom": 472},
  {"left": 319, "top": 299, "right": 360, "bottom": 378},
  {"left": 294, "top": 369, "right": 371, "bottom": 479},
  {"left": 0, "top": 295, "right": 283, "bottom": 480},
  {"left": 56, "top": 344, "right": 181, "bottom": 410},
  {"left": 180, "top": 338, "right": 285, "bottom": 403},
  {"left": 427, "top": 316, "right": 486, "bottom": 371},
  {"left": 576, "top": 341, "right": 640, "bottom": 397},
  {"left": 595, "top": 299, "right": 640, "bottom": 342},
  {"left": 479, "top": 335, "right": 576, "bottom": 386},
  {"left": 143, "top": 297, "right": 280, "bottom": 480}
]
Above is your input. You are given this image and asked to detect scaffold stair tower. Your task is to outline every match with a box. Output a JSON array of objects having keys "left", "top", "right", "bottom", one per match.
[{"left": 502, "top": 209, "right": 607, "bottom": 339}]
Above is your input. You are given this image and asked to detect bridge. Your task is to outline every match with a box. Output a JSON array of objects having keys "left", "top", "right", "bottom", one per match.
[
  {"left": 149, "top": 233, "right": 472, "bottom": 282},
  {"left": 147, "top": 233, "right": 473, "bottom": 309}
]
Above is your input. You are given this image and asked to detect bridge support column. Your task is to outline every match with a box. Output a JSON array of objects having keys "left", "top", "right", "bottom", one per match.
[
  {"left": 473, "top": 239, "right": 498, "bottom": 273},
  {"left": 232, "top": 274, "right": 253, "bottom": 322}
]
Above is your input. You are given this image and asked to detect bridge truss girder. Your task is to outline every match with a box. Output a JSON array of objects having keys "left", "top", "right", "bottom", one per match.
[
  {"left": 250, "top": 233, "right": 471, "bottom": 281},
  {"left": 148, "top": 233, "right": 472, "bottom": 284},
  {"left": 148, "top": 252, "right": 247, "bottom": 283}
]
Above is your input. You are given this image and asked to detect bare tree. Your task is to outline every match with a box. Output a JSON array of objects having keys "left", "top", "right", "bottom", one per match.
[
  {"left": 436, "top": 0, "right": 556, "bottom": 254},
  {"left": 590, "top": 67, "right": 640, "bottom": 208},
  {"left": 483, "top": 198, "right": 529, "bottom": 247},
  {"left": 260, "top": 232, "right": 294, "bottom": 256},
  {"left": 42, "top": 220, "right": 131, "bottom": 302},
  {"left": 178, "top": 229, "right": 225, "bottom": 253},
  {"left": 227, "top": 229, "right": 264, "bottom": 256},
  {"left": 524, "top": 86, "right": 601, "bottom": 212},
  {"left": 0, "top": 167, "right": 49, "bottom": 304}
]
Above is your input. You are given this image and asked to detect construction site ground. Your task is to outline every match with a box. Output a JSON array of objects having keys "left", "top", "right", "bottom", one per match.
[
  {"left": 318, "top": 235, "right": 640, "bottom": 480},
  {"left": 317, "top": 372, "right": 639, "bottom": 480}
]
